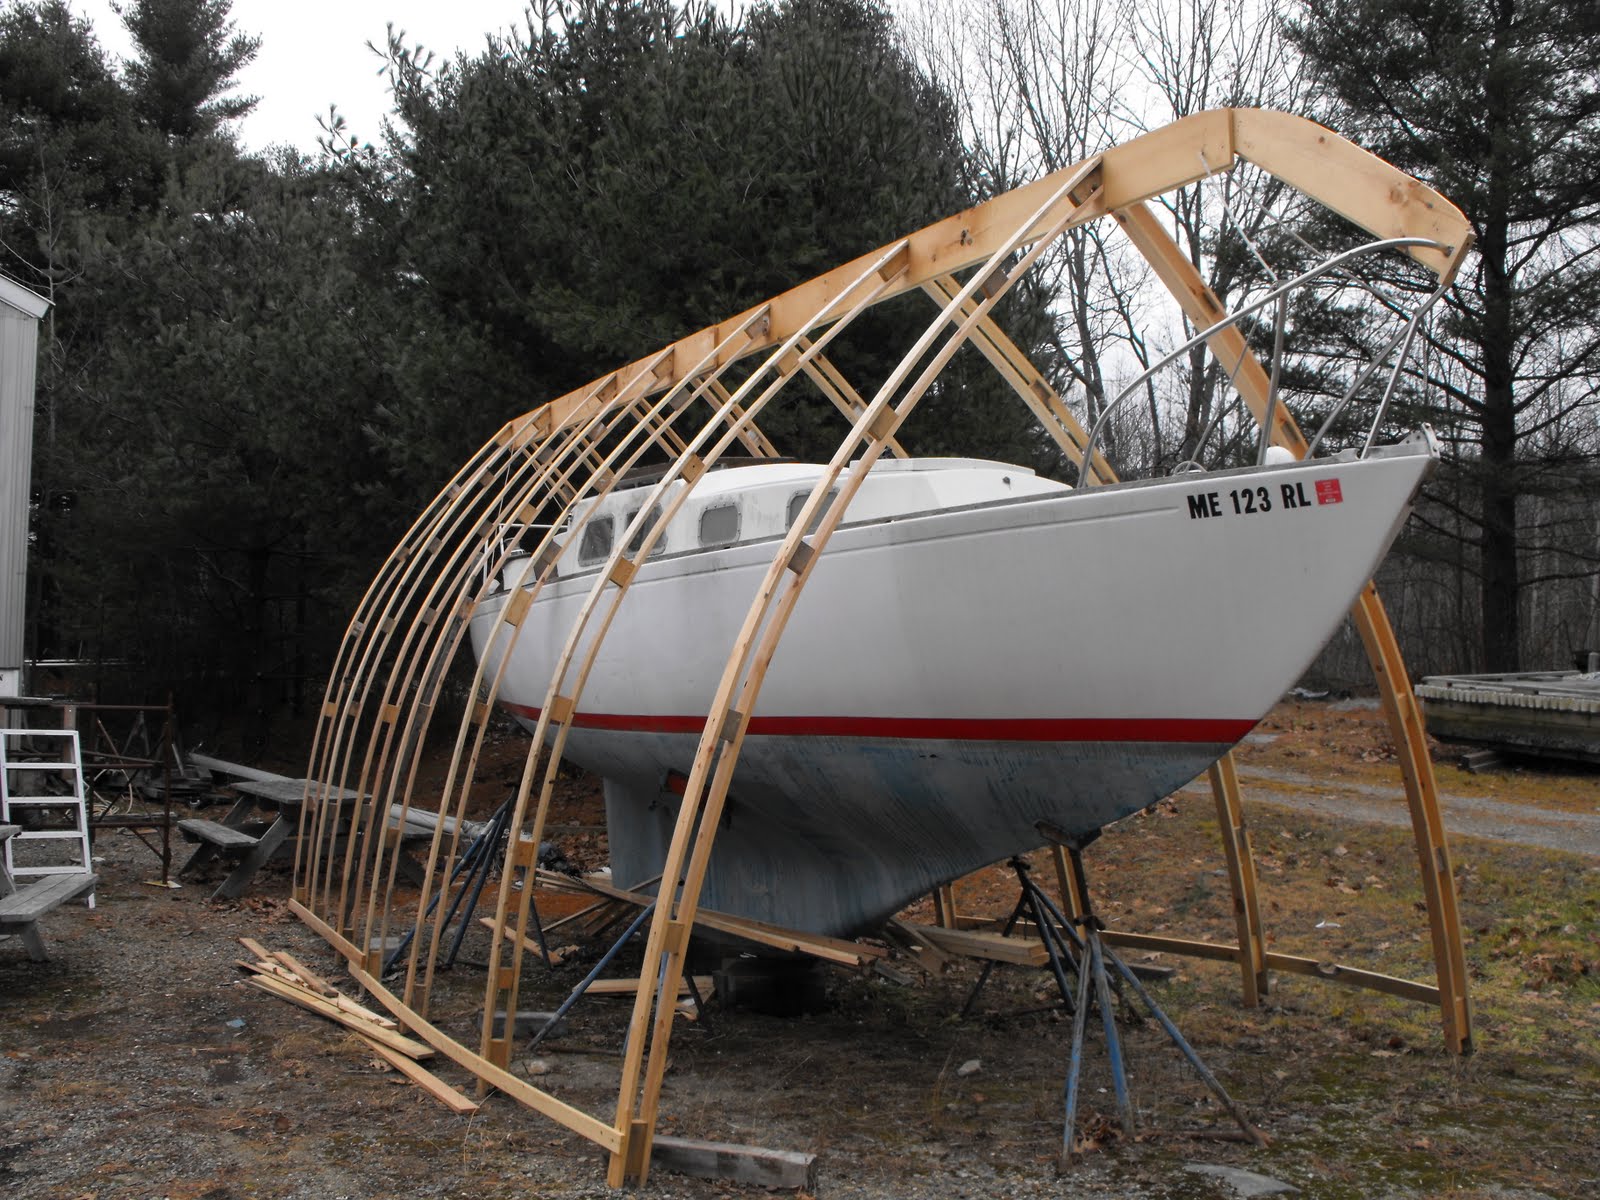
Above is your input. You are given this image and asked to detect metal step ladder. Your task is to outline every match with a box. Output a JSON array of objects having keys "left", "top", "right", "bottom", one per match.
[{"left": 1, "top": 728, "right": 96, "bottom": 907}]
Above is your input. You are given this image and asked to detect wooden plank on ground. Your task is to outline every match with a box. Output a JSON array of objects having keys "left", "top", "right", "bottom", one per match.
[
  {"left": 235, "top": 959, "right": 403, "bottom": 1029},
  {"left": 362, "top": 1037, "right": 481, "bottom": 1115},
  {"left": 237, "top": 936, "right": 275, "bottom": 961},
  {"left": 650, "top": 1135, "right": 817, "bottom": 1190},
  {"left": 245, "top": 974, "right": 434, "bottom": 1059},
  {"left": 273, "top": 950, "right": 339, "bottom": 998},
  {"left": 904, "top": 923, "right": 1049, "bottom": 966}
]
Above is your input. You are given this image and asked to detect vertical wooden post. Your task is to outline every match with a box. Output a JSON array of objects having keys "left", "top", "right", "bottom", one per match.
[
  {"left": 1050, "top": 842, "right": 1085, "bottom": 926},
  {"left": 1207, "top": 752, "right": 1268, "bottom": 1006}
]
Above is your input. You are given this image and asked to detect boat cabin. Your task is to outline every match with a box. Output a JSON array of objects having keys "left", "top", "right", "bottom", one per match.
[{"left": 492, "top": 457, "right": 1068, "bottom": 591}]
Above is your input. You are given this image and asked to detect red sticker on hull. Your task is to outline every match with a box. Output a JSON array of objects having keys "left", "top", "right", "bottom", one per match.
[{"left": 1315, "top": 478, "right": 1343, "bottom": 504}]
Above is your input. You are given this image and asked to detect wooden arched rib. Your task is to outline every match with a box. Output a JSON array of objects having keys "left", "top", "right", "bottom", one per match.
[
  {"left": 478, "top": 242, "right": 914, "bottom": 1071},
  {"left": 607, "top": 155, "right": 1107, "bottom": 1184}
]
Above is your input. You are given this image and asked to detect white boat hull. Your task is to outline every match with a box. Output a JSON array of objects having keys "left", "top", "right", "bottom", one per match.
[{"left": 471, "top": 440, "right": 1434, "bottom": 934}]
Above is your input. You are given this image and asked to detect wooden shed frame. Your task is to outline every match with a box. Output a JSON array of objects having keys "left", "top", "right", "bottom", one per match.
[{"left": 289, "top": 109, "right": 1474, "bottom": 1185}]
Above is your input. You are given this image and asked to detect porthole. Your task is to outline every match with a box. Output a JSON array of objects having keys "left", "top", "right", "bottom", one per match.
[
  {"left": 578, "top": 515, "right": 614, "bottom": 565},
  {"left": 625, "top": 506, "right": 665, "bottom": 558},
  {"left": 787, "top": 488, "right": 838, "bottom": 534},
  {"left": 698, "top": 502, "right": 740, "bottom": 547}
]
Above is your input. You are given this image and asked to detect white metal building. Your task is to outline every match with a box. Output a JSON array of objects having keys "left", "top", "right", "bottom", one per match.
[{"left": 0, "top": 276, "right": 51, "bottom": 698}]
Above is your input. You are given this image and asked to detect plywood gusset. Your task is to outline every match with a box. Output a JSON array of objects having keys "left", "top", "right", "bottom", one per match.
[{"left": 287, "top": 109, "right": 1476, "bottom": 1185}]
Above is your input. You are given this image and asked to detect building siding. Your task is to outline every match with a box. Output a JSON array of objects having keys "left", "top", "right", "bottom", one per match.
[{"left": 0, "top": 296, "right": 44, "bottom": 684}]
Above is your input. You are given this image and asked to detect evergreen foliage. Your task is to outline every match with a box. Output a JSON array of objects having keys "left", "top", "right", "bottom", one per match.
[
  {"left": 5, "top": 0, "right": 1057, "bottom": 731},
  {"left": 121, "top": 0, "right": 261, "bottom": 140},
  {"left": 1286, "top": 0, "right": 1600, "bottom": 670},
  {"left": 3, "top": 1, "right": 400, "bottom": 730},
  {"left": 369, "top": 0, "right": 1051, "bottom": 472}
]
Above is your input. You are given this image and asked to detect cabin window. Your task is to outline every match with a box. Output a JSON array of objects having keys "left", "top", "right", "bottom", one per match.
[
  {"left": 577, "top": 515, "right": 613, "bottom": 565},
  {"left": 625, "top": 506, "right": 665, "bottom": 558},
  {"left": 787, "top": 488, "right": 838, "bottom": 535},
  {"left": 698, "top": 502, "right": 740, "bottom": 547}
]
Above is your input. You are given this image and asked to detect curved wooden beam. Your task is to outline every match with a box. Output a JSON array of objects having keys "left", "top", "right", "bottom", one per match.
[{"left": 285, "top": 109, "right": 1480, "bottom": 1189}]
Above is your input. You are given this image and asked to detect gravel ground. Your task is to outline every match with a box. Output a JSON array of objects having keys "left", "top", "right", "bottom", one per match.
[
  {"left": 0, "top": 832, "right": 1253, "bottom": 1200},
  {"left": 1182, "top": 766, "right": 1600, "bottom": 858},
  {"left": 3, "top": 779, "right": 1594, "bottom": 1200}
]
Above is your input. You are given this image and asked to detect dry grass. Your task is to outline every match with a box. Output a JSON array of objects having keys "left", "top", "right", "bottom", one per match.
[
  {"left": 872, "top": 699, "right": 1600, "bottom": 1196},
  {"left": 7, "top": 698, "right": 1595, "bottom": 1199}
]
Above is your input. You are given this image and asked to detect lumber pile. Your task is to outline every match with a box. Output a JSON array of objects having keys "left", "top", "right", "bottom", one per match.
[{"left": 235, "top": 937, "right": 479, "bottom": 1115}]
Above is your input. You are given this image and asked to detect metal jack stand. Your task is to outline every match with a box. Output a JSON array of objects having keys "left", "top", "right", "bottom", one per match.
[
  {"left": 961, "top": 855, "right": 1093, "bottom": 1020},
  {"left": 382, "top": 798, "right": 541, "bottom": 975},
  {"left": 526, "top": 894, "right": 713, "bottom": 1053},
  {"left": 1051, "top": 832, "right": 1267, "bottom": 1166}
]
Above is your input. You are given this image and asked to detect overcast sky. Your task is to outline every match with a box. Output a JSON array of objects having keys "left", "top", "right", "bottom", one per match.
[{"left": 73, "top": 1, "right": 534, "bottom": 153}]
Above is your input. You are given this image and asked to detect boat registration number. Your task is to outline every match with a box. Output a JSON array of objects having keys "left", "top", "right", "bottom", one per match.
[{"left": 1186, "top": 479, "right": 1341, "bottom": 520}]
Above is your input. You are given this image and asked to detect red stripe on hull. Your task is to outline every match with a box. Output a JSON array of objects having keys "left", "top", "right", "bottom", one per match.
[{"left": 501, "top": 702, "right": 1254, "bottom": 744}]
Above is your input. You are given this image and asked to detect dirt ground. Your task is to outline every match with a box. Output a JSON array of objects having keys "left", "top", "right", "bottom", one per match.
[{"left": 3, "top": 699, "right": 1597, "bottom": 1199}]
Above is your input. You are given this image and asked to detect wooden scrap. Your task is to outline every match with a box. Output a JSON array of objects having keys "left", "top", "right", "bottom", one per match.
[
  {"left": 233, "top": 940, "right": 400, "bottom": 1024},
  {"left": 650, "top": 1135, "right": 817, "bottom": 1190},
  {"left": 234, "top": 938, "right": 476, "bottom": 1116},
  {"left": 578, "top": 874, "right": 886, "bottom": 967},
  {"left": 541, "top": 896, "right": 617, "bottom": 934},
  {"left": 883, "top": 917, "right": 954, "bottom": 969},
  {"left": 533, "top": 868, "right": 593, "bottom": 894},
  {"left": 363, "top": 1038, "right": 481, "bottom": 1115},
  {"left": 902, "top": 922, "right": 1049, "bottom": 966},
  {"left": 582, "top": 976, "right": 714, "bottom": 997},
  {"left": 237, "top": 935, "right": 275, "bottom": 961},
  {"left": 872, "top": 961, "right": 916, "bottom": 986},
  {"left": 244, "top": 972, "right": 433, "bottom": 1059},
  {"left": 272, "top": 950, "right": 338, "bottom": 997},
  {"left": 234, "top": 951, "right": 400, "bottom": 1029},
  {"left": 477, "top": 915, "right": 576, "bottom": 964}
]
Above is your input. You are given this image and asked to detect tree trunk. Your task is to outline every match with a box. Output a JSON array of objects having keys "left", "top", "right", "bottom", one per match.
[
  {"left": 1477, "top": 216, "right": 1519, "bottom": 670},
  {"left": 1477, "top": 11, "right": 1520, "bottom": 674}
]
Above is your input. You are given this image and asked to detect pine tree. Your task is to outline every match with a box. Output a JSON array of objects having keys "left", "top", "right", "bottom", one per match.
[
  {"left": 371, "top": 0, "right": 1050, "bottom": 471},
  {"left": 121, "top": 0, "right": 259, "bottom": 140},
  {"left": 1287, "top": 0, "right": 1600, "bottom": 670}
]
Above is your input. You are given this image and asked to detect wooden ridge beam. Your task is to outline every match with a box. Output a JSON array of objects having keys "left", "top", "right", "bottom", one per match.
[{"left": 527, "top": 109, "right": 1468, "bottom": 441}]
